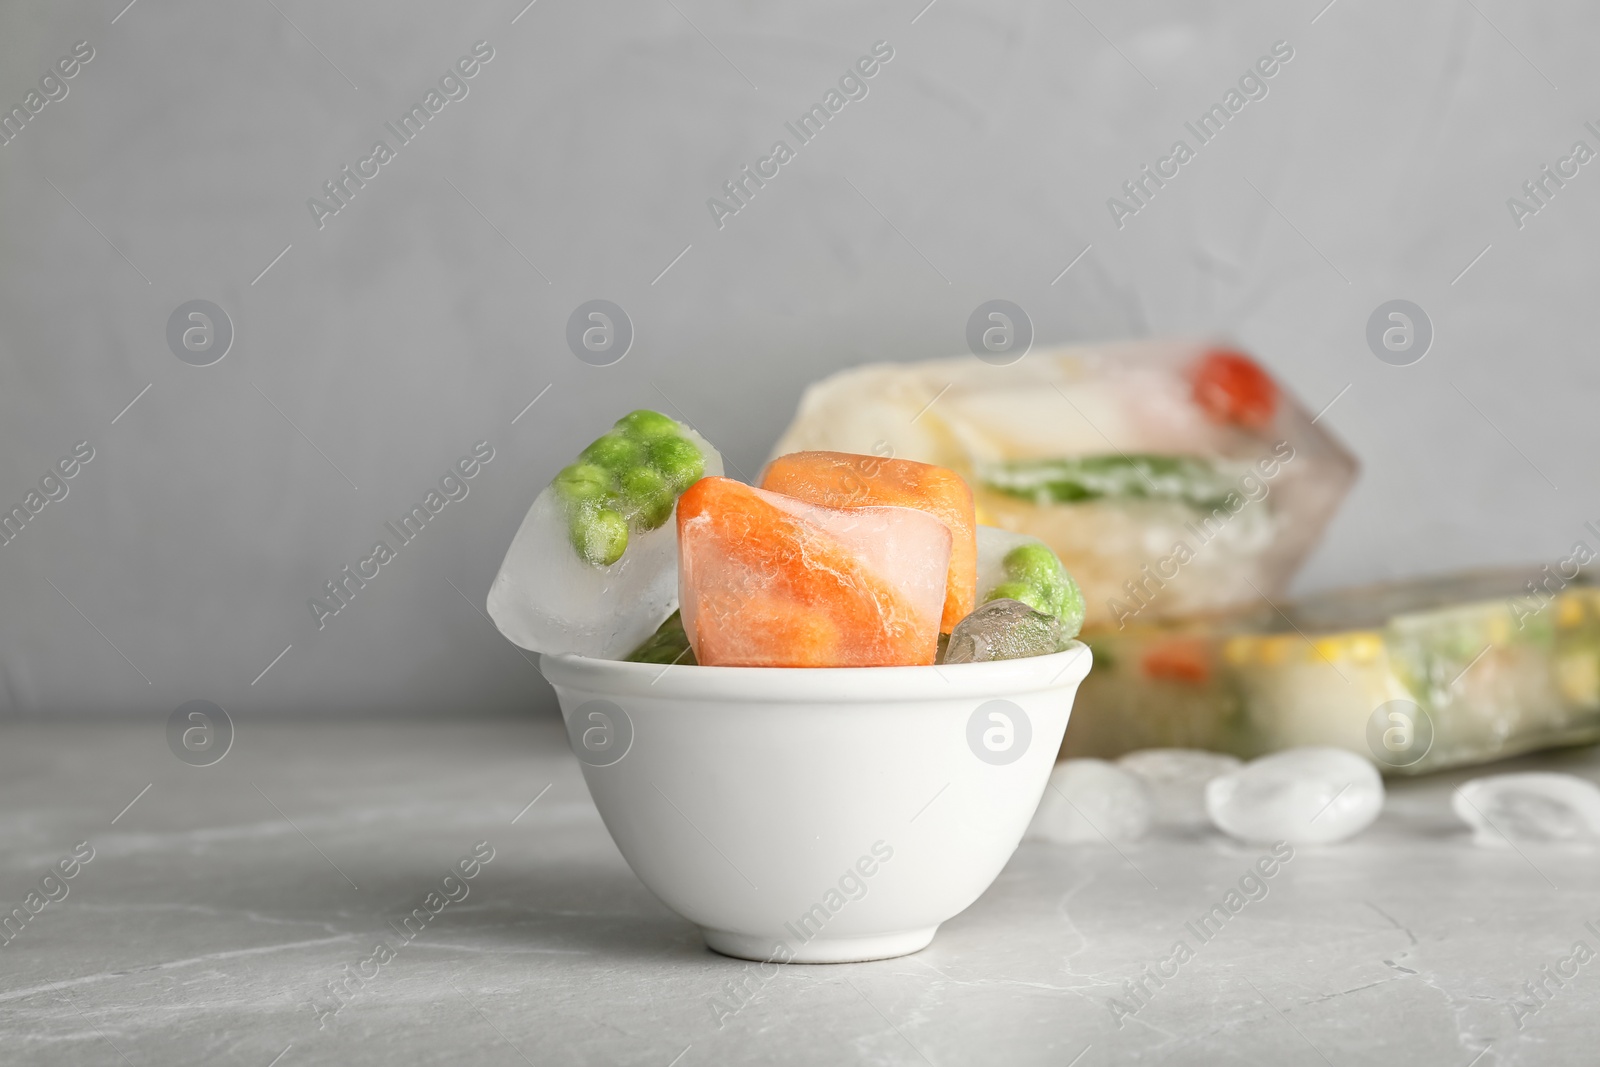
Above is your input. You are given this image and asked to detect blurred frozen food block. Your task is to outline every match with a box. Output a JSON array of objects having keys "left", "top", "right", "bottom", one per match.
[
  {"left": 771, "top": 342, "right": 1357, "bottom": 627},
  {"left": 1065, "top": 568, "right": 1600, "bottom": 775}
]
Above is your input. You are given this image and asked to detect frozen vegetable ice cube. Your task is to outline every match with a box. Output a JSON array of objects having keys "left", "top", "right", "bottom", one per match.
[
  {"left": 760, "top": 450, "right": 977, "bottom": 632},
  {"left": 975, "top": 526, "right": 1085, "bottom": 639},
  {"left": 486, "top": 410, "right": 722, "bottom": 658},
  {"left": 676, "top": 477, "right": 950, "bottom": 667},
  {"left": 942, "top": 599, "right": 1061, "bottom": 664}
]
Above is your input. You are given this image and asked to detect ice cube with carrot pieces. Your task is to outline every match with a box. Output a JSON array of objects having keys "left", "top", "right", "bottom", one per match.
[
  {"left": 675, "top": 477, "right": 951, "bottom": 668},
  {"left": 759, "top": 450, "right": 978, "bottom": 633}
]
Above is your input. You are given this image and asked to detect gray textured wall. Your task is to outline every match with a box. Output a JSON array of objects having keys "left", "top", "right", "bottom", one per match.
[{"left": 0, "top": 0, "right": 1592, "bottom": 715}]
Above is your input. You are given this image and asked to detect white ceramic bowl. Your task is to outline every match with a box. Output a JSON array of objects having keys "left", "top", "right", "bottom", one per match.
[{"left": 541, "top": 644, "right": 1092, "bottom": 963}]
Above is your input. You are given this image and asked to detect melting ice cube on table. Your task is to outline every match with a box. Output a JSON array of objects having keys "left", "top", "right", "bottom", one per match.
[
  {"left": 1027, "top": 759, "right": 1152, "bottom": 844},
  {"left": 1118, "top": 748, "right": 1242, "bottom": 831},
  {"left": 487, "top": 410, "right": 721, "bottom": 659},
  {"left": 676, "top": 477, "right": 950, "bottom": 668},
  {"left": 1451, "top": 773, "right": 1600, "bottom": 847},
  {"left": 1205, "top": 747, "right": 1383, "bottom": 845}
]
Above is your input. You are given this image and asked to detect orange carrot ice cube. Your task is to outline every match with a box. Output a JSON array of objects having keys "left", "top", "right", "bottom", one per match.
[
  {"left": 760, "top": 451, "right": 977, "bottom": 633},
  {"left": 676, "top": 477, "right": 951, "bottom": 667}
]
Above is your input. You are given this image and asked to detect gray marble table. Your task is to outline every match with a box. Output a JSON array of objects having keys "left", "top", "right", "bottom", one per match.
[{"left": 2, "top": 716, "right": 1595, "bottom": 1065}]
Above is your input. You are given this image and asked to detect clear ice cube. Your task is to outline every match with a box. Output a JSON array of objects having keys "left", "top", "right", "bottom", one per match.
[
  {"left": 1027, "top": 759, "right": 1151, "bottom": 844},
  {"left": 943, "top": 599, "right": 1061, "bottom": 664},
  {"left": 1118, "top": 748, "right": 1242, "bottom": 830},
  {"left": 487, "top": 423, "right": 721, "bottom": 659},
  {"left": 1205, "top": 747, "right": 1383, "bottom": 845},
  {"left": 1451, "top": 772, "right": 1600, "bottom": 847}
]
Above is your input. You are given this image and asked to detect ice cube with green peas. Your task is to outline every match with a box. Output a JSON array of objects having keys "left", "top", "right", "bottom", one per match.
[
  {"left": 487, "top": 410, "right": 723, "bottom": 658},
  {"left": 974, "top": 526, "right": 1085, "bottom": 641},
  {"left": 556, "top": 410, "right": 712, "bottom": 565}
]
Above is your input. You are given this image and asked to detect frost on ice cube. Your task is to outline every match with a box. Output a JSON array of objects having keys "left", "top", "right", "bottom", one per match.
[
  {"left": 1451, "top": 773, "right": 1600, "bottom": 847},
  {"left": 942, "top": 599, "right": 1061, "bottom": 664},
  {"left": 1027, "top": 759, "right": 1151, "bottom": 844},
  {"left": 771, "top": 342, "right": 1357, "bottom": 626},
  {"left": 487, "top": 410, "right": 722, "bottom": 659},
  {"left": 676, "top": 477, "right": 950, "bottom": 667},
  {"left": 1118, "top": 748, "right": 1242, "bottom": 831},
  {"left": 974, "top": 526, "right": 1084, "bottom": 639},
  {"left": 1205, "top": 747, "right": 1383, "bottom": 845}
]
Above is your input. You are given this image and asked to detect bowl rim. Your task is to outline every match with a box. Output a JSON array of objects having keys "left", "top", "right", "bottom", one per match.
[{"left": 540, "top": 641, "right": 1092, "bottom": 702}]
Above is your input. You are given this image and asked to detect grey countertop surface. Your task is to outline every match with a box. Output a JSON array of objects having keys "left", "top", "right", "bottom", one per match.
[{"left": 2, "top": 716, "right": 1597, "bottom": 1066}]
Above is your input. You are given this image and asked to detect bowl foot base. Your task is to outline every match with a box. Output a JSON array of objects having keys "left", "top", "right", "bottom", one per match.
[{"left": 701, "top": 925, "right": 938, "bottom": 964}]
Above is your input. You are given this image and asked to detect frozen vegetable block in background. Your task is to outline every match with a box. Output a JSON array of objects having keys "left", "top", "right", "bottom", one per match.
[
  {"left": 1062, "top": 568, "right": 1600, "bottom": 775},
  {"left": 487, "top": 410, "right": 722, "bottom": 658},
  {"left": 676, "top": 477, "right": 950, "bottom": 668},
  {"left": 761, "top": 450, "right": 977, "bottom": 632},
  {"left": 770, "top": 342, "right": 1357, "bottom": 627}
]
